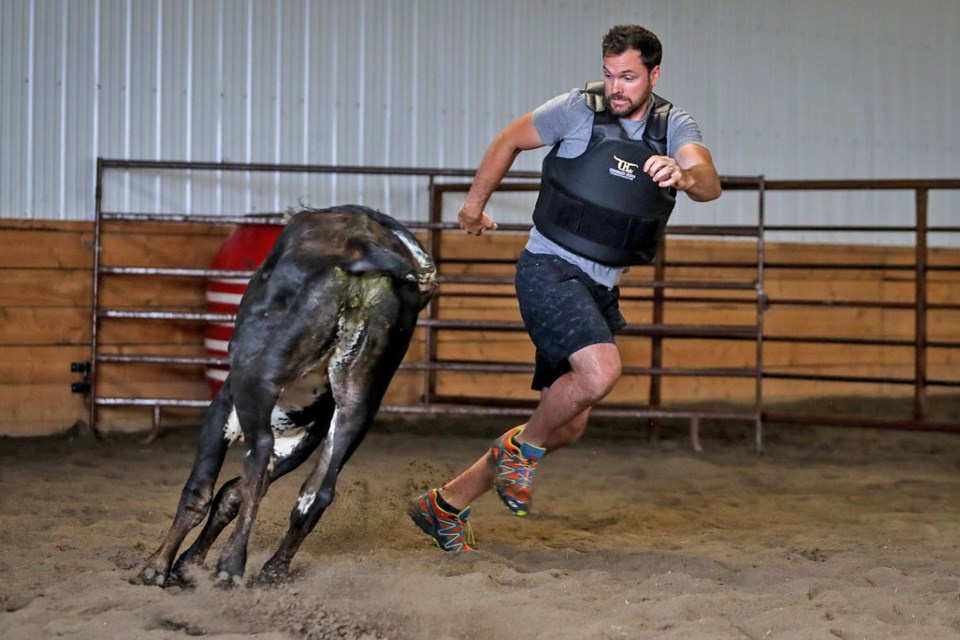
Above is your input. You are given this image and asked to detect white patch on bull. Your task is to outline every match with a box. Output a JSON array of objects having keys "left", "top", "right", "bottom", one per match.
[
  {"left": 309, "top": 407, "right": 339, "bottom": 485},
  {"left": 388, "top": 227, "right": 436, "bottom": 293},
  {"left": 221, "top": 363, "right": 329, "bottom": 468},
  {"left": 324, "top": 408, "right": 339, "bottom": 457},
  {"left": 296, "top": 491, "right": 316, "bottom": 515},
  {"left": 270, "top": 405, "right": 295, "bottom": 432},
  {"left": 331, "top": 314, "right": 365, "bottom": 372},
  {"left": 273, "top": 427, "right": 308, "bottom": 460},
  {"left": 223, "top": 407, "right": 242, "bottom": 443}
]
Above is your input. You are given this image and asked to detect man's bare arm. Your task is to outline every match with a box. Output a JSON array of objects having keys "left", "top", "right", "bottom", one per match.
[{"left": 459, "top": 113, "right": 546, "bottom": 235}]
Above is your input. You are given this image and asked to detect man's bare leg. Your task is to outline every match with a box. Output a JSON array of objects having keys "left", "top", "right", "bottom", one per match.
[
  {"left": 438, "top": 342, "right": 619, "bottom": 510},
  {"left": 517, "top": 342, "right": 620, "bottom": 447}
]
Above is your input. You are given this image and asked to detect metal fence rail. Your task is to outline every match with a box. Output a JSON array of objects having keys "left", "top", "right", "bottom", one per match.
[{"left": 88, "top": 158, "right": 960, "bottom": 447}]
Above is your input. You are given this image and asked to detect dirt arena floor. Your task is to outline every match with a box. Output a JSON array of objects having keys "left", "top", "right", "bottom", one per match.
[{"left": 1, "top": 414, "right": 959, "bottom": 639}]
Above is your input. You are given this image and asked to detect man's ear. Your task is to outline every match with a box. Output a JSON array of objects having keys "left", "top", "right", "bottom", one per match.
[{"left": 649, "top": 65, "right": 661, "bottom": 87}]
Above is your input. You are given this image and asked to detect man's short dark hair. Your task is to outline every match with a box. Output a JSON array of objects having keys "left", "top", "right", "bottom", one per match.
[{"left": 602, "top": 25, "right": 662, "bottom": 70}]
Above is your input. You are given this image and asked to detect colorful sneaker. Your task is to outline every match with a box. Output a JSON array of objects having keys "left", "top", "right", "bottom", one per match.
[
  {"left": 409, "top": 489, "right": 475, "bottom": 552},
  {"left": 490, "top": 426, "right": 546, "bottom": 517}
]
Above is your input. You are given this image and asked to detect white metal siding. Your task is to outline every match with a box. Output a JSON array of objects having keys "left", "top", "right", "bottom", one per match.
[{"left": 1, "top": 0, "right": 958, "bottom": 243}]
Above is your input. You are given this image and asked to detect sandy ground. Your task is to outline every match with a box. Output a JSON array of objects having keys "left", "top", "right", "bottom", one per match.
[{"left": 1, "top": 416, "right": 959, "bottom": 640}]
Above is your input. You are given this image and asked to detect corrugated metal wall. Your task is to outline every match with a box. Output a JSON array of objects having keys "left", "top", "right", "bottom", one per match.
[{"left": 1, "top": 0, "right": 958, "bottom": 243}]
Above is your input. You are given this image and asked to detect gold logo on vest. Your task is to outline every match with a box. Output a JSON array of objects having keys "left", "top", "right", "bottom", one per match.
[{"left": 609, "top": 155, "right": 638, "bottom": 181}]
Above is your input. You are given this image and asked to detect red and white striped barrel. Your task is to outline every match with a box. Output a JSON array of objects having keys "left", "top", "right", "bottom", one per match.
[{"left": 204, "top": 224, "right": 284, "bottom": 396}]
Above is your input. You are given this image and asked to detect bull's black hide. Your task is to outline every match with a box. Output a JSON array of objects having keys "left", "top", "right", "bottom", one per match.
[{"left": 136, "top": 205, "right": 436, "bottom": 587}]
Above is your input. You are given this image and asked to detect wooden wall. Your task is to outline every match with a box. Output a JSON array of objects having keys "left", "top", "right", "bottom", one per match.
[
  {"left": 1, "top": 219, "right": 957, "bottom": 437},
  {"left": 1, "top": 220, "right": 93, "bottom": 436}
]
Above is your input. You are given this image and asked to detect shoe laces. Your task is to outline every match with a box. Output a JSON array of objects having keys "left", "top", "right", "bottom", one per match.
[
  {"left": 461, "top": 518, "right": 476, "bottom": 548},
  {"left": 441, "top": 508, "right": 475, "bottom": 550},
  {"left": 435, "top": 500, "right": 475, "bottom": 550},
  {"left": 499, "top": 447, "right": 537, "bottom": 488}
]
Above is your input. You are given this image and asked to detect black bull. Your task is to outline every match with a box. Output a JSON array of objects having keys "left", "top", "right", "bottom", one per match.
[{"left": 137, "top": 205, "right": 436, "bottom": 587}]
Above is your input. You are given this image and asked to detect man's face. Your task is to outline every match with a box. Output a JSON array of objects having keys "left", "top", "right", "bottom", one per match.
[{"left": 603, "top": 49, "right": 659, "bottom": 120}]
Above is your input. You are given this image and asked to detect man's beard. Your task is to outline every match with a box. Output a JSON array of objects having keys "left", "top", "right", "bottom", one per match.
[{"left": 604, "top": 88, "right": 652, "bottom": 119}]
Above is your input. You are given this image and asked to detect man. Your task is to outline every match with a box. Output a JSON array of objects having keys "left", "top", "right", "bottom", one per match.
[{"left": 411, "top": 25, "right": 721, "bottom": 552}]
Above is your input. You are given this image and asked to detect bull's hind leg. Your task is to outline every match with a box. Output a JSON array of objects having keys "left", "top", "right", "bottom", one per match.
[
  {"left": 135, "top": 389, "right": 234, "bottom": 586},
  {"left": 212, "top": 373, "right": 279, "bottom": 586},
  {"left": 257, "top": 297, "right": 417, "bottom": 584},
  {"left": 255, "top": 400, "right": 377, "bottom": 584},
  {"left": 167, "top": 393, "right": 335, "bottom": 585}
]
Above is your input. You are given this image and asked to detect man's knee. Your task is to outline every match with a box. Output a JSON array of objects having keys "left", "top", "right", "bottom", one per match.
[
  {"left": 570, "top": 343, "right": 621, "bottom": 402},
  {"left": 587, "top": 362, "right": 621, "bottom": 402}
]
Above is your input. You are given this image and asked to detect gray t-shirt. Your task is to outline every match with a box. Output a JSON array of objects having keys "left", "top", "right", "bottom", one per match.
[{"left": 526, "top": 88, "right": 707, "bottom": 288}]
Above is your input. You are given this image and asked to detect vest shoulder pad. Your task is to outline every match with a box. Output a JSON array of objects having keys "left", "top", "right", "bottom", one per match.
[
  {"left": 582, "top": 81, "right": 605, "bottom": 113},
  {"left": 645, "top": 93, "right": 673, "bottom": 146}
]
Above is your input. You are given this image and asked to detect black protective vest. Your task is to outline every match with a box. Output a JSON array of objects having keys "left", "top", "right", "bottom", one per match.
[{"left": 532, "top": 83, "right": 676, "bottom": 266}]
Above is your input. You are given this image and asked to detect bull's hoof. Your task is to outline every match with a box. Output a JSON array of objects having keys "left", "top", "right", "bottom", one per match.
[
  {"left": 214, "top": 570, "right": 245, "bottom": 589},
  {"left": 132, "top": 566, "right": 167, "bottom": 587},
  {"left": 169, "top": 555, "right": 203, "bottom": 588},
  {"left": 253, "top": 563, "right": 290, "bottom": 587},
  {"left": 164, "top": 567, "right": 197, "bottom": 590}
]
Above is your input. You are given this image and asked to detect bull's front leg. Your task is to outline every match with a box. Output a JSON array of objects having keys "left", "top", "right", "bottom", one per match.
[{"left": 135, "top": 393, "right": 233, "bottom": 586}]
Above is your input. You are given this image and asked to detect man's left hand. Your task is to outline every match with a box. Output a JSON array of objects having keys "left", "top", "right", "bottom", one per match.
[{"left": 644, "top": 155, "right": 687, "bottom": 190}]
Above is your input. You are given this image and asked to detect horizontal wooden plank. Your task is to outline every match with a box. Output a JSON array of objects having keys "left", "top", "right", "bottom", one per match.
[
  {"left": 98, "top": 274, "right": 208, "bottom": 308},
  {"left": 657, "top": 340, "right": 755, "bottom": 368},
  {"left": 0, "top": 221, "right": 239, "bottom": 271},
  {"left": 0, "top": 269, "right": 90, "bottom": 307},
  {"left": 98, "top": 220, "right": 236, "bottom": 237},
  {"left": 93, "top": 406, "right": 204, "bottom": 435},
  {"left": 96, "top": 320, "right": 206, "bottom": 347},
  {"left": 0, "top": 420, "right": 87, "bottom": 438},
  {"left": 0, "top": 306, "right": 90, "bottom": 345},
  {"left": 0, "top": 224, "right": 93, "bottom": 269},
  {"left": 658, "top": 375, "right": 758, "bottom": 405},
  {"left": 95, "top": 378, "right": 211, "bottom": 400},
  {"left": 434, "top": 370, "right": 540, "bottom": 402},
  {"left": 0, "top": 383, "right": 86, "bottom": 428},
  {"left": 762, "top": 378, "right": 910, "bottom": 404},
  {"left": 765, "top": 278, "right": 916, "bottom": 303},
  {"left": 100, "top": 229, "right": 229, "bottom": 269},
  {"left": 0, "top": 220, "right": 90, "bottom": 233},
  {"left": 764, "top": 306, "right": 903, "bottom": 338},
  {"left": 0, "top": 270, "right": 209, "bottom": 311},
  {"left": 0, "top": 345, "right": 90, "bottom": 384}
]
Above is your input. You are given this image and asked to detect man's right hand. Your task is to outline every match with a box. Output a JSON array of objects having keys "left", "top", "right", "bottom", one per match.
[{"left": 458, "top": 207, "right": 498, "bottom": 235}]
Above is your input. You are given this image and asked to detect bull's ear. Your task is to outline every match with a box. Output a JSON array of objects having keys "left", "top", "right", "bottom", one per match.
[{"left": 344, "top": 240, "right": 416, "bottom": 282}]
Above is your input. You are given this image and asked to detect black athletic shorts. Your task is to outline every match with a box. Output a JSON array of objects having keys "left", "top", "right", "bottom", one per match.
[{"left": 514, "top": 250, "right": 627, "bottom": 391}]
